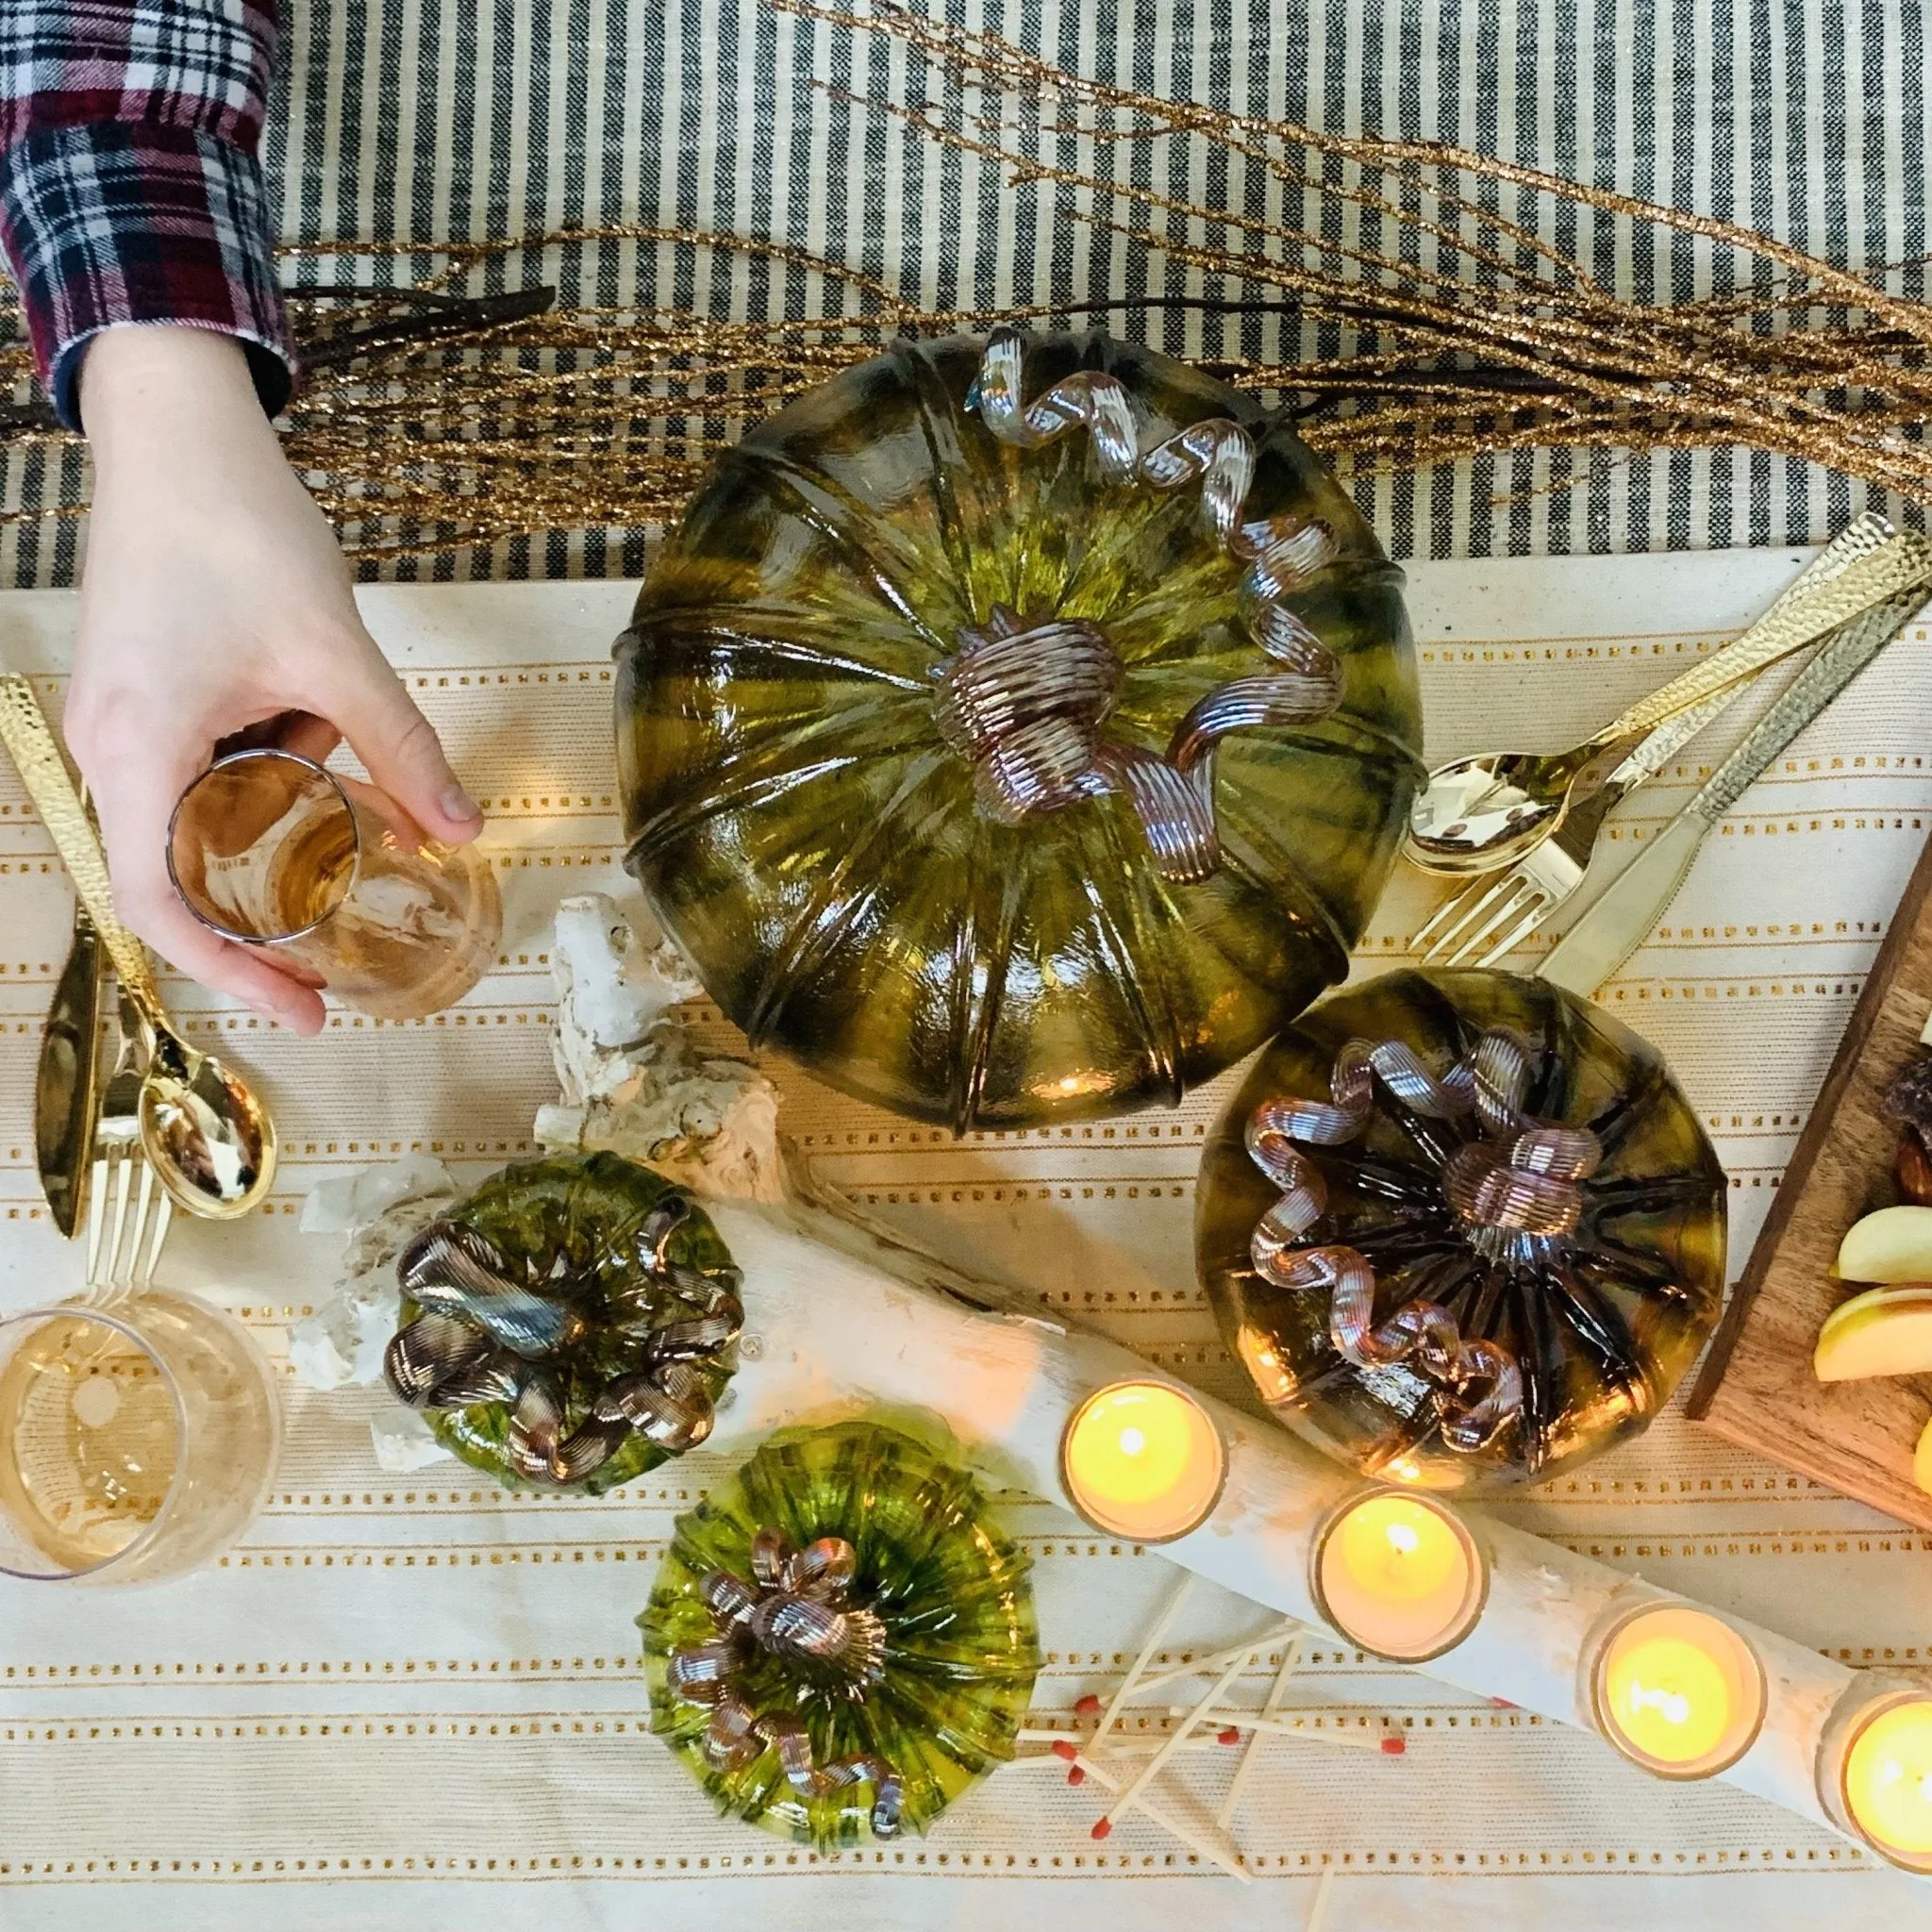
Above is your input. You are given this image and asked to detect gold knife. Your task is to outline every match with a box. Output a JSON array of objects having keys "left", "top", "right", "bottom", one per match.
[
  {"left": 1537, "top": 582, "right": 1930, "bottom": 999},
  {"left": 35, "top": 892, "right": 103, "bottom": 1240}
]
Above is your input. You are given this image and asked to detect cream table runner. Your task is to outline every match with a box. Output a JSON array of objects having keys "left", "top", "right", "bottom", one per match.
[{"left": 3, "top": 550, "right": 1932, "bottom": 1930}]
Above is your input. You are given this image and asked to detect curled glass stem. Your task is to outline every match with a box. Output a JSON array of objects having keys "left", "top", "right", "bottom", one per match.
[
  {"left": 938, "top": 327, "right": 1344, "bottom": 882},
  {"left": 1246, "top": 1028, "right": 1603, "bottom": 1453}
]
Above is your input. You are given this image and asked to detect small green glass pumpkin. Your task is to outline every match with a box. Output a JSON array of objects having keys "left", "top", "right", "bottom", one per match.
[
  {"left": 1196, "top": 970, "right": 1727, "bottom": 1491},
  {"left": 618, "top": 329, "right": 1423, "bottom": 1130},
  {"left": 640, "top": 1421, "right": 1041, "bottom": 1848},
  {"left": 381, "top": 1151, "right": 740, "bottom": 1494}
]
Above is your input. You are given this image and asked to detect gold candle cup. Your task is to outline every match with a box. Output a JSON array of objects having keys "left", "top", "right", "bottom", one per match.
[
  {"left": 1309, "top": 1486, "right": 1487, "bottom": 1663},
  {"left": 1058, "top": 1379, "right": 1226, "bottom": 1542},
  {"left": 1818, "top": 1673, "right": 1932, "bottom": 1873},
  {"left": 1584, "top": 1598, "right": 1767, "bottom": 1779}
]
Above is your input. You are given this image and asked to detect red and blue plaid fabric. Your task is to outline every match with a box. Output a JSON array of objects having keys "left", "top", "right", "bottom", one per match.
[{"left": 0, "top": 1, "right": 291, "bottom": 429}]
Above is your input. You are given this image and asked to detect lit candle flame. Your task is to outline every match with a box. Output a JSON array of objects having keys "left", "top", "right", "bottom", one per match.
[{"left": 1627, "top": 1680, "right": 1691, "bottom": 1728}]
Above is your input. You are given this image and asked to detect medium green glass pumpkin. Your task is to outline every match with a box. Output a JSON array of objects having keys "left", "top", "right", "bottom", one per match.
[
  {"left": 381, "top": 1151, "right": 740, "bottom": 1495},
  {"left": 1196, "top": 970, "right": 1727, "bottom": 1491},
  {"left": 617, "top": 329, "right": 1423, "bottom": 1129},
  {"left": 639, "top": 1421, "right": 1041, "bottom": 1847}
]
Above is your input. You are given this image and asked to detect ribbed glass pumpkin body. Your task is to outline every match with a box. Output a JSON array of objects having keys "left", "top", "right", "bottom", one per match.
[
  {"left": 617, "top": 332, "right": 1422, "bottom": 1129},
  {"left": 1196, "top": 970, "right": 1727, "bottom": 1491},
  {"left": 640, "top": 1421, "right": 1040, "bottom": 1847},
  {"left": 391, "top": 1152, "right": 740, "bottom": 1494}
]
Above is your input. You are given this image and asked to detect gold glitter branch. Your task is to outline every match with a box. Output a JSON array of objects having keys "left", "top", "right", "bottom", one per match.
[{"left": 1, "top": 0, "right": 1929, "bottom": 568}]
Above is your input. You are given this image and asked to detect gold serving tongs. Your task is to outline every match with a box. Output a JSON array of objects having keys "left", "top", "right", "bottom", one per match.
[
  {"left": 1405, "top": 512, "right": 1932, "bottom": 877},
  {"left": 0, "top": 675, "right": 278, "bottom": 1220}
]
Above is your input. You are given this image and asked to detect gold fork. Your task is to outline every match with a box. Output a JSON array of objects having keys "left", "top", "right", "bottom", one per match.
[{"left": 81, "top": 988, "right": 172, "bottom": 1307}]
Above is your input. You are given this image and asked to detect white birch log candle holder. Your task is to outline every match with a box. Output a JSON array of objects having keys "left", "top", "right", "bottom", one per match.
[
  {"left": 698, "top": 1183, "right": 1860, "bottom": 1841},
  {"left": 291, "top": 894, "right": 1905, "bottom": 1864}
]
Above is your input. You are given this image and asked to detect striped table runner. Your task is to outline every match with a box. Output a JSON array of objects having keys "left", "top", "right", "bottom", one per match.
[{"left": 1, "top": 0, "right": 1926, "bottom": 584}]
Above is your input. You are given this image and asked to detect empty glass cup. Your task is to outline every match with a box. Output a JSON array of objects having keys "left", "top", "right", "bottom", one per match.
[
  {"left": 168, "top": 748, "right": 502, "bottom": 1023},
  {"left": 0, "top": 1292, "right": 280, "bottom": 1584}
]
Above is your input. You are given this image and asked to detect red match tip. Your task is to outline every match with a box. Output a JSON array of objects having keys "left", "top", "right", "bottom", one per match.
[
  {"left": 1380, "top": 1735, "right": 1407, "bottom": 1756},
  {"left": 1218, "top": 1725, "right": 1241, "bottom": 1745},
  {"left": 1075, "top": 1694, "right": 1103, "bottom": 1716},
  {"left": 1067, "top": 1767, "right": 1086, "bottom": 1788},
  {"left": 1051, "top": 1740, "right": 1079, "bottom": 1762},
  {"left": 1091, "top": 1818, "right": 1114, "bottom": 1841}
]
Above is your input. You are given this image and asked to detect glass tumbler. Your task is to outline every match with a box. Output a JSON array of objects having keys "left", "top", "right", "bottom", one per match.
[
  {"left": 0, "top": 1292, "right": 280, "bottom": 1585},
  {"left": 168, "top": 748, "right": 502, "bottom": 1022}
]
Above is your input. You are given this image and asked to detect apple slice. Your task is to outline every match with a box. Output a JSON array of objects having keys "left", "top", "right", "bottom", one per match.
[
  {"left": 1835, "top": 1206, "right": 1932, "bottom": 1283},
  {"left": 1815, "top": 1285, "right": 1932, "bottom": 1380}
]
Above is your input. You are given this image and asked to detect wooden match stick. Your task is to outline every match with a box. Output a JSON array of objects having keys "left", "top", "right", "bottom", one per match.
[
  {"left": 1125, "top": 1621, "right": 1302, "bottom": 1701},
  {"left": 1217, "top": 1635, "right": 1303, "bottom": 1828},
  {"left": 1306, "top": 1865, "right": 1336, "bottom": 1932},
  {"left": 1020, "top": 1739, "right": 1243, "bottom": 1754},
  {"left": 1160, "top": 1707, "right": 1398, "bottom": 1750},
  {"left": 1016, "top": 1735, "right": 1243, "bottom": 1757},
  {"left": 1087, "top": 1573, "right": 1195, "bottom": 1747},
  {"left": 1071, "top": 1743, "right": 1252, "bottom": 1883},
  {"left": 1094, "top": 1651, "right": 1252, "bottom": 1838}
]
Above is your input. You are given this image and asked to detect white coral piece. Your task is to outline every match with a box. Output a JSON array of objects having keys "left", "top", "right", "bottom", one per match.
[
  {"left": 370, "top": 1406, "right": 457, "bottom": 1473},
  {"left": 534, "top": 892, "right": 785, "bottom": 1204},
  {"left": 287, "top": 1156, "right": 459, "bottom": 1391}
]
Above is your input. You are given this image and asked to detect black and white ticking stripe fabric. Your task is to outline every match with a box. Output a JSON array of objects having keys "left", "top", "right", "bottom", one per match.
[{"left": 3, "top": 0, "right": 1925, "bottom": 582}]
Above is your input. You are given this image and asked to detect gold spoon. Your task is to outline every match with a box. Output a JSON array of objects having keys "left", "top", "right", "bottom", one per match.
[
  {"left": 1405, "top": 514, "right": 1932, "bottom": 877},
  {"left": 0, "top": 676, "right": 277, "bottom": 1220}
]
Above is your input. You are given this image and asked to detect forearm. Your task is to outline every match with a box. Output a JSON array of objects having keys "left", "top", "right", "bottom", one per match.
[
  {"left": 83, "top": 322, "right": 280, "bottom": 489},
  {"left": 0, "top": 0, "right": 291, "bottom": 429}
]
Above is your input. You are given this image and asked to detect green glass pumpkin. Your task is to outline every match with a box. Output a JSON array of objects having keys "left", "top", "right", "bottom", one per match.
[
  {"left": 381, "top": 1151, "right": 739, "bottom": 1494},
  {"left": 640, "top": 1421, "right": 1041, "bottom": 1847},
  {"left": 1196, "top": 969, "right": 1727, "bottom": 1490},
  {"left": 617, "top": 329, "right": 1423, "bottom": 1130}
]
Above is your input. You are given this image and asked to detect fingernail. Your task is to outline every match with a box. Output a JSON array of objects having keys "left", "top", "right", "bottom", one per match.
[{"left": 442, "top": 782, "right": 483, "bottom": 826}]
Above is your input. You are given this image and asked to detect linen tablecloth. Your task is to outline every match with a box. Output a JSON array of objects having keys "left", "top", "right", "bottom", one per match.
[{"left": 5, "top": 548, "right": 1932, "bottom": 1932}]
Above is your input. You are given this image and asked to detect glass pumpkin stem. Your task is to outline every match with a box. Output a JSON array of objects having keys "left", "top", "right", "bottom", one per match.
[{"left": 952, "top": 328, "right": 1348, "bottom": 883}]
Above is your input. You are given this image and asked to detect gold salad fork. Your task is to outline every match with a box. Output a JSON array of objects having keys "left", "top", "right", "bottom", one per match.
[{"left": 81, "top": 990, "right": 173, "bottom": 1307}]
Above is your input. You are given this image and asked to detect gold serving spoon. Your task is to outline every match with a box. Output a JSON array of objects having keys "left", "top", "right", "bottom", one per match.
[
  {"left": 0, "top": 676, "right": 276, "bottom": 1220},
  {"left": 1405, "top": 513, "right": 1932, "bottom": 877}
]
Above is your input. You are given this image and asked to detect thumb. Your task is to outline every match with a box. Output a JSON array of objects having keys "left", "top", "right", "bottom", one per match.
[{"left": 323, "top": 631, "right": 485, "bottom": 843}]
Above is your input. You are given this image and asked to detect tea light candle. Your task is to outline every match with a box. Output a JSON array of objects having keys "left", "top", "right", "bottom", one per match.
[
  {"left": 1059, "top": 1380, "right": 1226, "bottom": 1541},
  {"left": 1309, "top": 1488, "right": 1486, "bottom": 1662},
  {"left": 1830, "top": 1690, "right": 1932, "bottom": 1871},
  {"left": 1588, "top": 1603, "right": 1765, "bottom": 1778}
]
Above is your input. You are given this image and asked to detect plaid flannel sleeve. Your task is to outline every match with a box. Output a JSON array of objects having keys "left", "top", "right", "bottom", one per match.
[{"left": 0, "top": 1, "right": 291, "bottom": 431}]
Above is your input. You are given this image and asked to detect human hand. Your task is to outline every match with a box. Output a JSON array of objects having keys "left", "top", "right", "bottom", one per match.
[{"left": 64, "top": 326, "right": 485, "bottom": 1036}]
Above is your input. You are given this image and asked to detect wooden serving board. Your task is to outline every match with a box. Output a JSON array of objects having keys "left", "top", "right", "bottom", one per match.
[{"left": 1689, "top": 829, "right": 1932, "bottom": 1525}]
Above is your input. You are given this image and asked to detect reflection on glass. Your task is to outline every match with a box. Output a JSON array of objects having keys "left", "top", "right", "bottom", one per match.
[
  {"left": 169, "top": 749, "right": 500, "bottom": 1022},
  {"left": 0, "top": 1293, "right": 279, "bottom": 1584}
]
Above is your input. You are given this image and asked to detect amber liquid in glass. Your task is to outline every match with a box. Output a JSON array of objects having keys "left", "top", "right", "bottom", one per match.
[
  {"left": 0, "top": 1315, "right": 178, "bottom": 1572},
  {"left": 269, "top": 806, "right": 502, "bottom": 1021}
]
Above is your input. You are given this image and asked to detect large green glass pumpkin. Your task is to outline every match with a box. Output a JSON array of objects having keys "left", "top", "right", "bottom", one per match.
[
  {"left": 1196, "top": 970, "right": 1727, "bottom": 1491},
  {"left": 617, "top": 330, "right": 1423, "bottom": 1129},
  {"left": 640, "top": 1421, "right": 1041, "bottom": 1847}
]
